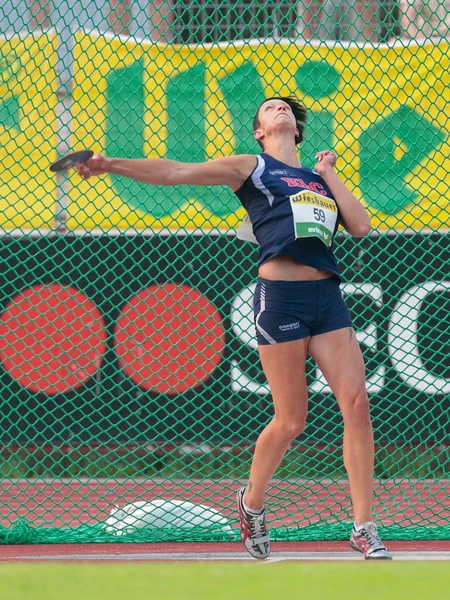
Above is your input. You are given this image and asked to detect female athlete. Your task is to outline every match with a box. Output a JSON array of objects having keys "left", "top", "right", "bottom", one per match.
[{"left": 77, "top": 96, "right": 392, "bottom": 560}]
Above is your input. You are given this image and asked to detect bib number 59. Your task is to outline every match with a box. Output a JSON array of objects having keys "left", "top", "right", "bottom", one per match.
[{"left": 314, "top": 208, "right": 326, "bottom": 222}]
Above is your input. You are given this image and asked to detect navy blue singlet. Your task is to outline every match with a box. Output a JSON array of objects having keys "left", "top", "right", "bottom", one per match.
[{"left": 234, "top": 153, "right": 342, "bottom": 281}]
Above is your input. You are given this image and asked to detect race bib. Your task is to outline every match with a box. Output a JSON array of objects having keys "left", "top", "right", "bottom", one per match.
[{"left": 289, "top": 190, "right": 338, "bottom": 247}]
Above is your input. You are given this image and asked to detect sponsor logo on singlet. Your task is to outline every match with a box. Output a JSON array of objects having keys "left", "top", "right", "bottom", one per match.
[
  {"left": 281, "top": 177, "right": 328, "bottom": 195},
  {"left": 269, "top": 169, "right": 294, "bottom": 176}
]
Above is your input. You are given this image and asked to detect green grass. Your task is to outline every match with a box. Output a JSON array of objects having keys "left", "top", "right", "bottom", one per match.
[{"left": 2, "top": 562, "right": 449, "bottom": 600}]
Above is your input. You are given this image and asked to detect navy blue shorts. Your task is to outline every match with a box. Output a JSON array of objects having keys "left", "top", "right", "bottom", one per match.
[{"left": 254, "top": 277, "right": 353, "bottom": 345}]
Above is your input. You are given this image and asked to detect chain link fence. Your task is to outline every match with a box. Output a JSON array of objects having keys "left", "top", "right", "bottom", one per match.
[{"left": 0, "top": 0, "right": 448, "bottom": 543}]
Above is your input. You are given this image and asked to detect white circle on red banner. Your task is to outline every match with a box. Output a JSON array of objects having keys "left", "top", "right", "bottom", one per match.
[{"left": 114, "top": 283, "right": 226, "bottom": 395}]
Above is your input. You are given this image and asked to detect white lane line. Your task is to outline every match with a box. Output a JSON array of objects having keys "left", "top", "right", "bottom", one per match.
[
  {"left": 259, "top": 552, "right": 450, "bottom": 562},
  {"left": 259, "top": 557, "right": 286, "bottom": 564},
  {"left": 4, "top": 551, "right": 450, "bottom": 562}
]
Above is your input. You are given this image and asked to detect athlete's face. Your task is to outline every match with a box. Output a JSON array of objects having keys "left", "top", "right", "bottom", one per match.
[{"left": 254, "top": 100, "right": 298, "bottom": 146}]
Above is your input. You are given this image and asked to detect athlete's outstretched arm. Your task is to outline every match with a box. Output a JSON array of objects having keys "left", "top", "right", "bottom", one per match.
[
  {"left": 76, "top": 154, "right": 256, "bottom": 192},
  {"left": 315, "top": 151, "right": 371, "bottom": 238}
]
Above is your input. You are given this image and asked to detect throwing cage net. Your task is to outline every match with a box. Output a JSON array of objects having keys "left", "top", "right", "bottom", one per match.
[{"left": 0, "top": 0, "right": 448, "bottom": 544}]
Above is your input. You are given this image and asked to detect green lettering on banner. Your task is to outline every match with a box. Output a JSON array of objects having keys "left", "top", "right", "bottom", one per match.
[
  {"left": 219, "top": 61, "right": 265, "bottom": 155},
  {"left": 295, "top": 61, "right": 342, "bottom": 100},
  {"left": 105, "top": 59, "right": 268, "bottom": 219},
  {"left": 166, "top": 63, "right": 205, "bottom": 164},
  {"left": 359, "top": 106, "right": 446, "bottom": 214},
  {"left": 106, "top": 60, "right": 206, "bottom": 218},
  {"left": 192, "top": 61, "right": 265, "bottom": 216},
  {"left": 295, "top": 61, "right": 340, "bottom": 167},
  {"left": 0, "top": 94, "right": 20, "bottom": 132},
  {"left": 301, "top": 109, "right": 334, "bottom": 168},
  {"left": 0, "top": 49, "right": 23, "bottom": 133}
]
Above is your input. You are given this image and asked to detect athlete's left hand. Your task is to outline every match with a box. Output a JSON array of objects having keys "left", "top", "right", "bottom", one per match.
[{"left": 314, "top": 150, "right": 337, "bottom": 176}]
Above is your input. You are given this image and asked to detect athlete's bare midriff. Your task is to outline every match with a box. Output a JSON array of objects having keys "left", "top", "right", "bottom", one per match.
[{"left": 258, "top": 254, "right": 333, "bottom": 281}]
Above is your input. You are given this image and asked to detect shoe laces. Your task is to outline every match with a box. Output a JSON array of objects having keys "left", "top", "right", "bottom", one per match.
[
  {"left": 360, "top": 522, "right": 386, "bottom": 551},
  {"left": 248, "top": 512, "right": 267, "bottom": 539}
]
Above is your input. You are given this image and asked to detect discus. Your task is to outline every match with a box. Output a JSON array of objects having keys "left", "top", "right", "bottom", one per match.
[{"left": 49, "top": 149, "right": 94, "bottom": 172}]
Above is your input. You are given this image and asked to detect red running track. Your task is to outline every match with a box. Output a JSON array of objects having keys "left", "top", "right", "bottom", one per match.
[{"left": 1, "top": 478, "right": 448, "bottom": 529}]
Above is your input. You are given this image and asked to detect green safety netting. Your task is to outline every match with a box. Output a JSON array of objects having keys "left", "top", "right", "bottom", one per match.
[{"left": 0, "top": 0, "right": 448, "bottom": 544}]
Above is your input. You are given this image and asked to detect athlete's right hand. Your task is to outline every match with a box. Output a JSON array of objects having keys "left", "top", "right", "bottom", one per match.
[{"left": 76, "top": 154, "right": 111, "bottom": 179}]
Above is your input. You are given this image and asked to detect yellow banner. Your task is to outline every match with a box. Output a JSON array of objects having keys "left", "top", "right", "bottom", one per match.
[
  {"left": 0, "top": 33, "right": 58, "bottom": 231},
  {"left": 68, "top": 33, "right": 450, "bottom": 233}
]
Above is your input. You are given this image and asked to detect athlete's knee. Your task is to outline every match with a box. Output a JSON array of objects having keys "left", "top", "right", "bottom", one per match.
[
  {"left": 339, "top": 391, "right": 371, "bottom": 425},
  {"left": 272, "top": 415, "right": 307, "bottom": 441}
]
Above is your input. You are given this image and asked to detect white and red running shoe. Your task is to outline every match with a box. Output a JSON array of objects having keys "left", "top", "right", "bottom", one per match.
[
  {"left": 350, "top": 522, "right": 392, "bottom": 559},
  {"left": 236, "top": 487, "right": 270, "bottom": 560}
]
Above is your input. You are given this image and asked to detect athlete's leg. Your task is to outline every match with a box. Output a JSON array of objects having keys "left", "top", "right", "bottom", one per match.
[
  {"left": 243, "top": 337, "right": 310, "bottom": 510},
  {"left": 308, "top": 327, "right": 374, "bottom": 524}
]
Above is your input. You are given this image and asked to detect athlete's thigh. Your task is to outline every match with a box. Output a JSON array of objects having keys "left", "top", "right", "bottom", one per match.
[
  {"left": 258, "top": 337, "right": 310, "bottom": 420},
  {"left": 307, "top": 327, "right": 367, "bottom": 402}
]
